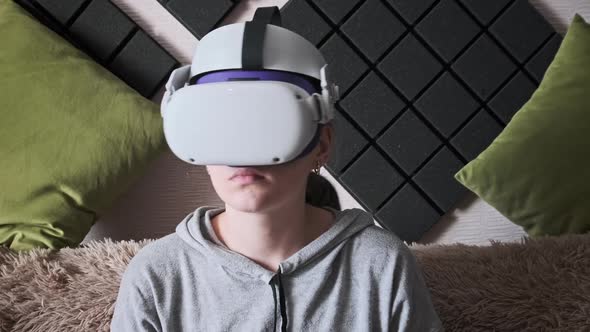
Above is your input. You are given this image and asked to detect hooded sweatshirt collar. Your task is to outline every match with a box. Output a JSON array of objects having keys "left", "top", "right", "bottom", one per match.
[{"left": 175, "top": 205, "right": 374, "bottom": 284}]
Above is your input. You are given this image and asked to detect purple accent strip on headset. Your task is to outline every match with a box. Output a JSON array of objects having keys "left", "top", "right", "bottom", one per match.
[{"left": 195, "top": 70, "right": 319, "bottom": 95}]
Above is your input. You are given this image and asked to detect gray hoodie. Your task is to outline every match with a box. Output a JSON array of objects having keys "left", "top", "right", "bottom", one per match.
[{"left": 111, "top": 206, "right": 443, "bottom": 331}]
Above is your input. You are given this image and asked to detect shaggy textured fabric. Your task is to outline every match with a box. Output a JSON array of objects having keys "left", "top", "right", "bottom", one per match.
[{"left": 0, "top": 233, "right": 589, "bottom": 331}]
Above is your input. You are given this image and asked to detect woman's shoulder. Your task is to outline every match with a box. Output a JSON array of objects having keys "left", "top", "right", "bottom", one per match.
[
  {"left": 356, "top": 224, "right": 412, "bottom": 254},
  {"left": 346, "top": 221, "right": 424, "bottom": 279},
  {"left": 123, "top": 233, "right": 189, "bottom": 276},
  {"left": 341, "top": 209, "right": 416, "bottom": 261}
]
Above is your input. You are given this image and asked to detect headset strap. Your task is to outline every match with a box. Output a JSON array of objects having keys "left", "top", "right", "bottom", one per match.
[
  {"left": 161, "top": 64, "right": 191, "bottom": 117},
  {"left": 165, "top": 65, "right": 191, "bottom": 93},
  {"left": 252, "top": 6, "right": 281, "bottom": 26},
  {"left": 242, "top": 22, "right": 265, "bottom": 70},
  {"left": 242, "top": 6, "right": 281, "bottom": 70}
]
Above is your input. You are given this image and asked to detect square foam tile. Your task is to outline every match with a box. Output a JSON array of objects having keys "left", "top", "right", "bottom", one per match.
[
  {"left": 326, "top": 109, "right": 369, "bottom": 175},
  {"left": 341, "top": 0, "right": 404, "bottom": 62},
  {"left": 385, "top": 0, "right": 436, "bottom": 24},
  {"left": 415, "top": 72, "right": 479, "bottom": 137},
  {"left": 109, "top": 30, "right": 178, "bottom": 97},
  {"left": 339, "top": 71, "right": 405, "bottom": 138},
  {"left": 311, "top": 0, "right": 362, "bottom": 24},
  {"left": 412, "top": 147, "right": 467, "bottom": 211},
  {"left": 525, "top": 34, "right": 562, "bottom": 83},
  {"left": 26, "top": 0, "right": 179, "bottom": 98},
  {"left": 450, "top": 110, "right": 503, "bottom": 161},
  {"left": 282, "top": 0, "right": 332, "bottom": 45},
  {"left": 15, "top": 0, "right": 71, "bottom": 38},
  {"left": 490, "top": 0, "right": 554, "bottom": 63},
  {"left": 162, "top": 0, "right": 235, "bottom": 39},
  {"left": 378, "top": 34, "right": 442, "bottom": 100},
  {"left": 68, "top": 0, "right": 136, "bottom": 61},
  {"left": 489, "top": 71, "right": 537, "bottom": 123},
  {"left": 452, "top": 34, "right": 516, "bottom": 100},
  {"left": 340, "top": 147, "right": 404, "bottom": 212},
  {"left": 375, "top": 183, "right": 440, "bottom": 243},
  {"left": 459, "top": 0, "right": 511, "bottom": 25},
  {"left": 35, "top": 0, "right": 87, "bottom": 25},
  {"left": 319, "top": 33, "right": 368, "bottom": 94},
  {"left": 378, "top": 111, "right": 441, "bottom": 175},
  {"left": 415, "top": 0, "right": 479, "bottom": 61}
]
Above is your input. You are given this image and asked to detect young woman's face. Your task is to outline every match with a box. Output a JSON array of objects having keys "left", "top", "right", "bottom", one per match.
[{"left": 206, "top": 124, "right": 333, "bottom": 213}]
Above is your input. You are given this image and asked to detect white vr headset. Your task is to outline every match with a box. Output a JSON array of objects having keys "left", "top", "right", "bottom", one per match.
[{"left": 160, "top": 6, "right": 340, "bottom": 167}]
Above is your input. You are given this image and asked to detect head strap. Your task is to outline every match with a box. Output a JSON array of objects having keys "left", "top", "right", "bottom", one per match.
[
  {"left": 252, "top": 6, "right": 281, "bottom": 26},
  {"left": 242, "top": 6, "right": 281, "bottom": 70}
]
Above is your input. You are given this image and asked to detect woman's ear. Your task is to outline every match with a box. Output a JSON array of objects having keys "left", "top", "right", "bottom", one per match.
[{"left": 316, "top": 123, "right": 333, "bottom": 164}]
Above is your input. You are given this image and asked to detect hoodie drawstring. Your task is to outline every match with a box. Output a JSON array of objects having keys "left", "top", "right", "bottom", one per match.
[
  {"left": 277, "top": 269, "right": 288, "bottom": 332},
  {"left": 271, "top": 267, "right": 288, "bottom": 332}
]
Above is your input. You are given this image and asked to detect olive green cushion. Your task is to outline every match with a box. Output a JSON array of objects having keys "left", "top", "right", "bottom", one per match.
[
  {"left": 0, "top": 0, "right": 166, "bottom": 251},
  {"left": 455, "top": 14, "right": 590, "bottom": 237}
]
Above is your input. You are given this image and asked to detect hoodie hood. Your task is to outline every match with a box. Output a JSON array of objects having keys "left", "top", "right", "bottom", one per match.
[{"left": 175, "top": 205, "right": 375, "bottom": 332}]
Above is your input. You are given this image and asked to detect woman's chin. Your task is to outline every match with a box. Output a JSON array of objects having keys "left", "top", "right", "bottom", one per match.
[{"left": 226, "top": 195, "right": 272, "bottom": 213}]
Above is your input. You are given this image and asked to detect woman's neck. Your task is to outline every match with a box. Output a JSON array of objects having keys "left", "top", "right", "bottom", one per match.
[{"left": 210, "top": 202, "right": 335, "bottom": 272}]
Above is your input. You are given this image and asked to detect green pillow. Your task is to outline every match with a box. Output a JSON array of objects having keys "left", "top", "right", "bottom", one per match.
[
  {"left": 0, "top": 0, "right": 167, "bottom": 251},
  {"left": 455, "top": 14, "right": 590, "bottom": 237}
]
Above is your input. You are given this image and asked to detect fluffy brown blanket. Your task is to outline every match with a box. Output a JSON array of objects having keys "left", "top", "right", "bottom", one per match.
[{"left": 1, "top": 234, "right": 589, "bottom": 331}]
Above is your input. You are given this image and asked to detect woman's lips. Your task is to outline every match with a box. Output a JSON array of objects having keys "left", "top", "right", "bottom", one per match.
[
  {"left": 229, "top": 167, "right": 263, "bottom": 180},
  {"left": 231, "top": 174, "right": 264, "bottom": 184}
]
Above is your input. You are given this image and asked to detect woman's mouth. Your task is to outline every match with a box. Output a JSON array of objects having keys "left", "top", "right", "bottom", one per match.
[
  {"left": 229, "top": 167, "right": 264, "bottom": 182},
  {"left": 231, "top": 174, "right": 264, "bottom": 184}
]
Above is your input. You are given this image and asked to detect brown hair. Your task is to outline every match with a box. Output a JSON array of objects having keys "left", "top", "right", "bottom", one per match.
[
  {"left": 304, "top": 119, "right": 339, "bottom": 210},
  {"left": 305, "top": 173, "right": 340, "bottom": 210}
]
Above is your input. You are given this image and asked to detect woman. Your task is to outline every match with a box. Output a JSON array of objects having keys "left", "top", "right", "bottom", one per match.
[{"left": 111, "top": 7, "right": 443, "bottom": 332}]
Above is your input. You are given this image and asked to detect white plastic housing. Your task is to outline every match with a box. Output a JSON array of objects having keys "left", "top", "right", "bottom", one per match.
[
  {"left": 191, "top": 23, "right": 327, "bottom": 80},
  {"left": 162, "top": 81, "right": 321, "bottom": 166}
]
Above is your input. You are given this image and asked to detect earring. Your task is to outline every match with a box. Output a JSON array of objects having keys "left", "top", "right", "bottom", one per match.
[{"left": 312, "top": 160, "right": 322, "bottom": 175}]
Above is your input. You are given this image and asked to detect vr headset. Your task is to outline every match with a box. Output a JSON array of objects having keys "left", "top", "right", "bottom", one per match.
[{"left": 161, "top": 6, "right": 340, "bottom": 167}]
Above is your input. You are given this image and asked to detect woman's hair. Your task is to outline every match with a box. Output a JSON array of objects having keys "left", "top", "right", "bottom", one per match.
[
  {"left": 305, "top": 173, "right": 340, "bottom": 210},
  {"left": 304, "top": 120, "right": 340, "bottom": 210}
]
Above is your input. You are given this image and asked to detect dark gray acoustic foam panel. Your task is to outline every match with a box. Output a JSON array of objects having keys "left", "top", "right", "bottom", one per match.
[
  {"left": 459, "top": 0, "right": 511, "bottom": 25},
  {"left": 378, "top": 34, "right": 443, "bottom": 101},
  {"left": 280, "top": 0, "right": 561, "bottom": 242},
  {"left": 489, "top": 0, "right": 554, "bottom": 63},
  {"left": 416, "top": 0, "right": 479, "bottom": 62},
  {"left": 378, "top": 111, "right": 441, "bottom": 175},
  {"left": 341, "top": 147, "right": 404, "bottom": 211},
  {"left": 157, "top": 0, "right": 236, "bottom": 39},
  {"left": 314, "top": 0, "right": 361, "bottom": 24},
  {"left": 450, "top": 110, "right": 503, "bottom": 161},
  {"left": 68, "top": 0, "right": 136, "bottom": 61},
  {"left": 340, "top": 72, "right": 405, "bottom": 138},
  {"left": 412, "top": 147, "right": 467, "bottom": 212},
  {"left": 13, "top": 0, "right": 75, "bottom": 39},
  {"left": 282, "top": 0, "right": 332, "bottom": 45},
  {"left": 109, "top": 30, "right": 178, "bottom": 97},
  {"left": 386, "top": 0, "right": 436, "bottom": 24},
  {"left": 320, "top": 33, "right": 369, "bottom": 94},
  {"left": 525, "top": 34, "right": 563, "bottom": 82},
  {"left": 330, "top": 111, "right": 369, "bottom": 173},
  {"left": 415, "top": 73, "right": 479, "bottom": 137},
  {"left": 25, "top": 0, "right": 179, "bottom": 98},
  {"left": 452, "top": 35, "right": 516, "bottom": 100},
  {"left": 34, "top": 0, "right": 86, "bottom": 24},
  {"left": 376, "top": 183, "right": 440, "bottom": 243},
  {"left": 341, "top": 0, "right": 404, "bottom": 62},
  {"left": 489, "top": 72, "right": 537, "bottom": 123}
]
